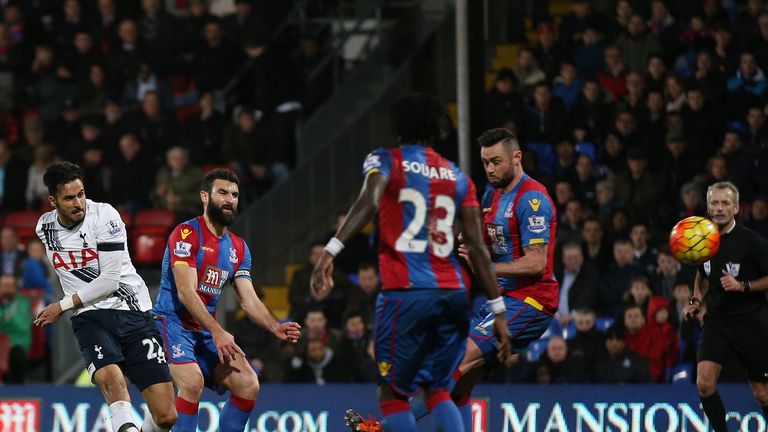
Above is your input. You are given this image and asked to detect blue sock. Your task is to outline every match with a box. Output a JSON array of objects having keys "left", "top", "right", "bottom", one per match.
[
  {"left": 432, "top": 399, "right": 465, "bottom": 432},
  {"left": 175, "top": 397, "right": 199, "bottom": 431},
  {"left": 382, "top": 411, "right": 417, "bottom": 431},
  {"left": 219, "top": 395, "right": 254, "bottom": 432},
  {"left": 410, "top": 396, "right": 429, "bottom": 421},
  {"left": 457, "top": 403, "right": 472, "bottom": 432}
]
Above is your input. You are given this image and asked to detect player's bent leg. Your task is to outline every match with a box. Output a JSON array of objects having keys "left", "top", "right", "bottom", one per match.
[
  {"left": 169, "top": 363, "right": 205, "bottom": 431},
  {"left": 140, "top": 382, "right": 177, "bottom": 431},
  {"left": 214, "top": 355, "right": 259, "bottom": 432},
  {"left": 93, "top": 365, "right": 140, "bottom": 432},
  {"left": 378, "top": 385, "right": 416, "bottom": 432},
  {"left": 450, "top": 338, "right": 486, "bottom": 430},
  {"left": 697, "top": 361, "right": 727, "bottom": 432}
]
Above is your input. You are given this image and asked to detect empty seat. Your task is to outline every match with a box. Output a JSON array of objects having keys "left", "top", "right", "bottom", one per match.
[
  {"left": 4, "top": 211, "right": 42, "bottom": 244},
  {"left": 133, "top": 233, "right": 168, "bottom": 266},
  {"left": 133, "top": 209, "right": 176, "bottom": 236}
]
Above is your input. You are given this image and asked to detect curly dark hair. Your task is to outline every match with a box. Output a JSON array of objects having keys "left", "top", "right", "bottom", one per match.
[
  {"left": 201, "top": 168, "right": 240, "bottom": 194},
  {"left": 43, "top": 161, "right": 83, "bottom": 196},
  {"left": 388, "top": 93, "right": 451, "bottom": 145}
]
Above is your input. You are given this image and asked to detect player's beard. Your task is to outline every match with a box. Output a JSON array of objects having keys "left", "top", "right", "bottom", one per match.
[
  {"left": 207, "top": 201, "right": 238, "bottom": 226},
  {"left": 490, "top": 170, "right": 515, "bottom": 190}
]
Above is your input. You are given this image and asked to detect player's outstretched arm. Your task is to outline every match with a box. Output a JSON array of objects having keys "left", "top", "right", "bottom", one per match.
[
  {"left": 233, "top": 278, "right": 301, "bottom": 343},
  {"left": 311, "top": 172, "right": 388, "bottom": 297},
  {"left": 173, "top": 264, "right": 244, "bottom": 363},
  {"left": 34, "top": 249, "right": 123, "bottom": 327},
  {"left": 459, "top": 205, "right": 511, "bottom": 362},
  {"left": 685, "top": 271, "right": 708, "bottom": 320}
]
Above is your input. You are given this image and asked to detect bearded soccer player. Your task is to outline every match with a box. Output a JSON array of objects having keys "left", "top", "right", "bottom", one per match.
[
  {"left": 34, "top": 162, "right": 177, "bottom": 432},
  {"left": 448, "top": 128, "right": 559, "bottom": 430},
  {"left": 312, "top": 93, "right": 510, "bottom": 432},
  {"left": 152, "top": 169, "right": 301, "bottom": 431}
]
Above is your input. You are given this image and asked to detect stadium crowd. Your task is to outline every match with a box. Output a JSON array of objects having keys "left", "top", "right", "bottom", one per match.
[{"left": 3, "top": 0, "right": 768, "bottom": 386}]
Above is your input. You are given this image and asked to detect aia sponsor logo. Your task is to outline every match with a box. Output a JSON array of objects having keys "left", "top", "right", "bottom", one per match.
[
  {"left": 51, "top": 249, "right": 98, "bottom": 271},
  {"left": 0, "top": 400, "right": 39, "bottom": 431}
]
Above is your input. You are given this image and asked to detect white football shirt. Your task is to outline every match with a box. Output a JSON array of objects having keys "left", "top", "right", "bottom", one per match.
[{"left": 35, "top": 200, "right": 152, "bottom": 314}]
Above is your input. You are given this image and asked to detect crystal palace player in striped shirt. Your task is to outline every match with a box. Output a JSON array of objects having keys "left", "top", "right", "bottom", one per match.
[
  {"left": 152, "top": 169, "right": 301, "bottom": 432},
  {"left": 312, "top": 93, "right": 511, "bottom": 432}
]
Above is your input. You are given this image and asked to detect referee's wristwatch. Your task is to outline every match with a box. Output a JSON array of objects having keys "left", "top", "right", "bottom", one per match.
[{"left": 689, "top": 296, "right": 701, "bottom": 306}]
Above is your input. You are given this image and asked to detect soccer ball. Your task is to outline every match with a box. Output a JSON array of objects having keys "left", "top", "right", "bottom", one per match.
[{"left": 669, "top": 216, "right": 721, "bottom": 265}]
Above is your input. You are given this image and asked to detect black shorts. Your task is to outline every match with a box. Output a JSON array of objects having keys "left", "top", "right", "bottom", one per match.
[
  {"left": 697, "top": 307, "right": 768, "bottom": 382},
  {"left": 71, "top": 309, "right": 172, "bottom": 391}
]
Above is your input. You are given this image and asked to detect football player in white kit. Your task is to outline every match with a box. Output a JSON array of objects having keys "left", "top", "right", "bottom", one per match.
[{"left": 34, "top": 162, "right": 177, "bottom": 432}]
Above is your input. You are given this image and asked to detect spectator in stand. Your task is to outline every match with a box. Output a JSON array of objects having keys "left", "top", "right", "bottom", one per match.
[
  {"left": 223, "top": 0, "right": 269, "bottom": 45},
  {"left": 745, "top": 105, "right": 768, "bottom": 156},
  {"left": 0, "top": 140, "right": 28, "bottom": 214},
  {"left": 532, "top": 22, "right": 569, "bottom": 81},
  {"left": 77, "top": 64, "right": 116, "bottom": 118},
  {"left": 551, "top": 138, "right": 577, "bottom": 182},
  {"left": 554, "top": 180, "right": 575, "bottom": 215},
  {"left": 121, "top": 63, "right": 174, "bottom": 110},
  {"left": 0, "top": 275, "right": 31, "bottom": 383},
  {"left": 345, "top": 263, "right": 380, "bottom": 325},
  {"left": 653, "top": 245, "right": 694, "bottom": 300},
  {"left": 581, "top": 216, "right": 612, "bottom": 273},
  {"left": 573, "top": 154, "right": 596, "bottom": 204},
  {"left": 109, "top": 19, "right": 145, "bottom": 88},
  {"left": 617, "top": 72, "right": 646, "bottom": 124},
  {"left": 552, "top": 61, "right": 582, "bottom": 112},
  {"left": 647, "top": 0, "right": 681, "bottom": 65},
  {"left": 178, "top": 0, "right": 216, "bottom": 57},
  {"left": 681, "top": 85, "right": 721, "bottom": 163},
  {"left": 90, "top": 0, "right": 121, "bottom": 55},
  {"left": 572, "top": 27, "right": 605, "bottom": 79},
  {"left": 610, "top": 207, "right": 632, "bottom": 241},
  {"left": 665, "top": 73, "right": 687, "bottom": 113},
  {"left": 18, "top": 118, "right": 47, "bottom": 167},
  {"left": 597, "top": 45, "right": 628, "bottom": 102},
  {"left": 137, "top": 0, "right": 176, "bottom": 75},
  {"left": 558, "top": 199, "right": 583, "bottom": 244},
  {"left": 644, "top": 55, "right": 667, "bottom": 93},
  {"left": 79, "top": 144, "right": 110, "bottom": 203},
  {"left": 727, "top": 52, "right": 768, "bottom": 119},
  {"left": 284, "top": 337, "right": 346, "bottom": 384},
  {"left": 691, "top": 50, "right": 727, "bottom": 105},
  {"left": 485, "top": 69, "right": 524, "bottom": 130},
  {"left": 623, "top": 304, "right": 647, "bottom": 354},
  {"left": 668, "top": 280, "right": 700, "bottom": 364},
  {"left": 630, "top": 222, "right": 657, "bottom": 276},
  {"left": 712, "top": 24, "right": 738, "bottom": 78},
  {"left": 69, "top": 115, "right": 107, "bottom": 163},
  {"left": 599, "top": 237, "right": 641, "bottom": 316},
  {"left": 567, "top": 309, "right": 603, "bottom": 378},
  {"left": 555, "top": 242, "right": 599, "bottom": 324},
  {"left": 610, "top": 0, "right": 633, "bottom": 37},
  {"left": 613, "top": 110, "right": 640, "bottom": 149},
  {"left": 222, "top": 107, "right": 273, "bottom": 198},
  {"left": 622, "top": 274, "right": 653, "bottom": 316},
  {"left": 111, "top": 133, "right": 156, "bottom": 213},
  {"left": 614, "top": 147, "right": 670, "bottom": 230},
  {"left": 523, "top": 81, "right": 566, "bottom": 144},
  {"left": 25, "top": 145, "right": 57, "bottom": 211},
  {"left": 185, "top": 92, "right": 227, "bottom": 166},
  {"left": 639, "top": 296, "right": 679, "bottom": 382},
  {"left": 530, "top": 336, "right": 588, "bottom": 383},
  {"left": 695, "top": 154, "right": 730, "bottom": 188},
  {"left": 559, "top": 0, "right": 608, "bottom": 50},
  {"left": 677, "top": 181, "right": 706, "bottom": 220},
  {"left": 570, "top": 79, "right": 611, "bottom": 139},
  {"left": 752, "top": 12, "right": 768, "bottom": 72},
  {"left": 0, "top": 228, "right": 25, "bottom": 278},
  {"left": 660, "top": 131, "right": 696, "bottom": 192},
  {"left": 20, "top": 240, "right": 53, "bottom": 301},
  {"left": 595, "top": 179, "right": 620, "bottom": 226},
  {"left": 335, "top": 310, "right": 375, "bottom": 383},
  {"left": 719, "top": 127, "right": 755, "bottom": 198},
  {"left": 595, "top": 324, "right": 651, "bottom": 383},
  {"left": 618, "top": 14, "right": 661, "bottom": 74},
  {"left": 296, "top": 309, "right": 340, "bottom": 354},
  {"left": 124, "top": 90, "right": 179, "bottom": 164},
  {"left": 514, "top": 47, "right": 546, "bottom": 97},
  {"left": 193, "top": 19, "right": 241, "bottom": 92},
  {"left": 151, "top": 146, "right": 203, "bottom": 221},
  {"left": 746, "top": 194, "right": 768, "bottom": 239}
]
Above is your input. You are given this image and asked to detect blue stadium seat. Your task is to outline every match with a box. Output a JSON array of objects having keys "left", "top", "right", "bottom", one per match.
[
  {"left": 526, "top": 338, "right": 549, "bottom": 363},
  {"left": 671, "top": 363, "right": 693, "bottom": 384},
  {"left": 596, "top": 317, "right": 614, "bottom": 331},
  {"left": 561, "top": 320, "right": 577, "bottom": 340},
  {"left": 524, "top": 142, "right": 555, "bottom": 175},
  {"left": 575, "top": 141, "right": 597, "bottom": 160}
]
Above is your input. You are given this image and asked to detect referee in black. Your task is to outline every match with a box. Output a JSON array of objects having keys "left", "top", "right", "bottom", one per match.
[{"left": 684, "top": 181, "right": 768, "bottom": 431}]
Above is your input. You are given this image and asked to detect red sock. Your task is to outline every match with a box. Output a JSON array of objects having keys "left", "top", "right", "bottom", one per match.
[
  {"left": 175, "top": 397, "right": 198, "bottom": 415},
  {"left": 380, "top": 399, "right": 410, "bottom": 416},
  {"left": 426, "top": 391, "right": 452, "bottom": 412},
  {"left": 230, "top": 394, "right": 256, "bottom": 412}
]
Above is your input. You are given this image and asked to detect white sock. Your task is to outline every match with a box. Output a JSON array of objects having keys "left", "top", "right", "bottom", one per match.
[
  {"left": 141, "top": 413, "right": 171, "bottom": 432},
  {"left": 109, "top": 401, "right": 139, "bottom": 432}
]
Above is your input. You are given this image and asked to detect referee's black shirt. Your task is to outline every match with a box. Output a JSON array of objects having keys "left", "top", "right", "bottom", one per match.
[{"left": 697, "top": 224, "right": 768, "bottom": 317}]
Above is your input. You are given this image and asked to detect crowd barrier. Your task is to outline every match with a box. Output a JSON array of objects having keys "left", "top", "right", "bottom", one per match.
[{"left": 0, "top": 384, "right": 764, "bottom": 431}]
